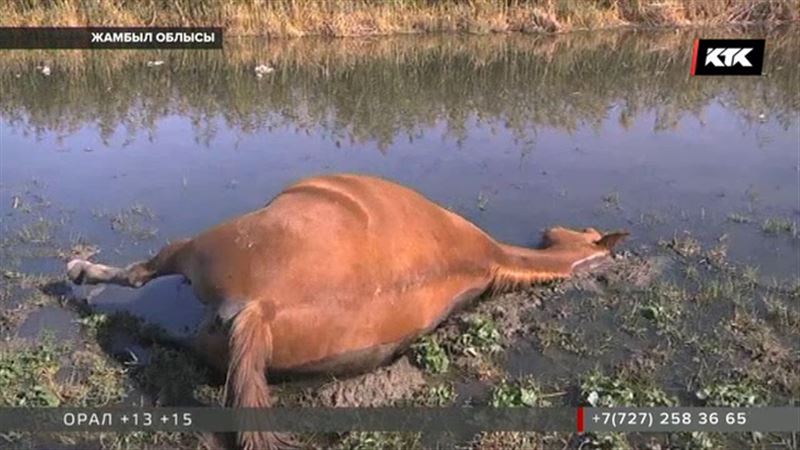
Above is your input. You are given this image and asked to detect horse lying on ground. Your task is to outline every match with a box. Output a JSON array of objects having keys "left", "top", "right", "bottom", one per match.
[{"left": 66, "top": 173, "right": 628, "bottom": 450}]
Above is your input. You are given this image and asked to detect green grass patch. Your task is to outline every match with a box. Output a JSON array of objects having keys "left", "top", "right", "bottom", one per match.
[
  {"left": 659, "top": 232, "right": 701, "bottom": 258},
  {"left": 489, "top": 378, "right": 554, "bottom": 408},
  {"left": 695, "top": 378, "right": 768, "bottom": 407},
  {"left": 580, "top": 432, "right": 632, "bottom": 450},
  {"left": 0, "top": 340, "right": 62, "bottom": 407},
  {"left": 0, "top": 338, "right": 127, "bottom": 408},
  {"left": 629, "top": 282, "right": 685, "bottom": 334},
  {"left": 761, "top": 217, "right": 797, "bottom": 236},
  {"left": 763, "top": 295, "right": 800, "bottom": 331},
  {"left": 411, "top": 335, "right": 450, "bottom": 374},
  {"left": 334, "top": 432, "right": 420, "bottom": 450},
  {"left": 415, "top": 383, "right": 455, "bottom": 407},
  {"left": 726, "top": 212, "right": 754, "bottom": 224},
  {"left": 694, "top": 274, "right": 741, "bottom": 303},
  {"left": 93, "top": 205, "right": 158, "bottom": 241},
  {"left": 65, "top": 351, "right": 127, "bottom": 407},
  {"left": 532, "top": 322, "right": 588, "bottom": 355},
  {"left": 15, "top": 218, "right": 55, "bottom": 244},
  {"left": 457, "top": 315, "right": 502, "bottom": 357},
  {"left": 581, "top": 370, "right": 676, "bottom": 407}
]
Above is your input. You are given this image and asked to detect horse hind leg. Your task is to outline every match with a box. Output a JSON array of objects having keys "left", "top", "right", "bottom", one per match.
[{"left": 66, "top": 239, "right": 190, "bottom": 288}]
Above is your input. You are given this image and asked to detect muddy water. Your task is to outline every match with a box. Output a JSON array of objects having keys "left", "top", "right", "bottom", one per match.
[{"left": 1, "top": 29, "right": 798, "bottom": 348}]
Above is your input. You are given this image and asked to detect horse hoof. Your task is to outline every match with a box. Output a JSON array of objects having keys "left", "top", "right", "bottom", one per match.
[{"left": 66, "top": 259, "right": 88, "bottom": 285}]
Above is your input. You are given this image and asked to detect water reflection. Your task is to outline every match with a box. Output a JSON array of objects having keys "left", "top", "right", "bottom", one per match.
[{"left": 1, "top": 28, "right": 797, "bottom": 149}]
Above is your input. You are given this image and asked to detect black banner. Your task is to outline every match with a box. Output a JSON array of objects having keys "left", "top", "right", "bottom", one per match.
[
  {"left": 691, "top": 39, "right": 765, "bottom": 76},
  {"left": 0, "top": 27, "right": 223, "bottom": 49}
]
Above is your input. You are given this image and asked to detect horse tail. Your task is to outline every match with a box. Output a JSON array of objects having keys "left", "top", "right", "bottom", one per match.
[{"left": 223, "top": 302, "right": 296, "bottom": 450}]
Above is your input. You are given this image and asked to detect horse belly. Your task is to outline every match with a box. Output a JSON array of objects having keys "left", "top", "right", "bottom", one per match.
[{"left": 268, "top": 274, "right": 491, "bottom": 376}]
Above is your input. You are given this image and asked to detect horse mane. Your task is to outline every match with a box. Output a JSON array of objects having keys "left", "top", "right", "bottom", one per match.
[{"left": 488, "top": 264, "right": 567, "bottom": 295}]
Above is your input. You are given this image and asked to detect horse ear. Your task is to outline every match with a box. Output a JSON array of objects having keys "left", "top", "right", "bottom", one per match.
[{"left": 595, "top": 231, "right": 629, "bottom": 251}]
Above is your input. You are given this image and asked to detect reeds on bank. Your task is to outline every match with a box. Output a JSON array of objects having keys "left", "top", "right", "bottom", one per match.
[{"left": 1, "top": 0, "right": 797, "bottom": 37}]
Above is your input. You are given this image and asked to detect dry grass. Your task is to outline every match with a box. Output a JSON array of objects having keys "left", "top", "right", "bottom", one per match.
[{"left": 1, "top": 0, "right": 797, "bottom": 37}]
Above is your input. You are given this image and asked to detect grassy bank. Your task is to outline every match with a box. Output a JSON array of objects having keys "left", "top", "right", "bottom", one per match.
[{"left": 1, "top": 0, "right": 798, "bottom": 37}]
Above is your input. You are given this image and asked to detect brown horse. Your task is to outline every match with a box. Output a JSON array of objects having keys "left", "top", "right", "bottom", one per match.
[{"left": 66, "top": 173, "right": 627, "bottom": 450}]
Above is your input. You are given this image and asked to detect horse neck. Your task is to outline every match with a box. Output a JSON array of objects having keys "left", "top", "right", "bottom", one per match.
[{"left": 489, "top": 242, "right": 602, "bottom": 292}]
